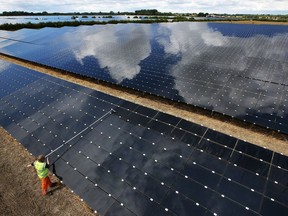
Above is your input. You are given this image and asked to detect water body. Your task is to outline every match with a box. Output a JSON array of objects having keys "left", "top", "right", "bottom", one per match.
[{"left": 0, "top": 15, "right": 146, "bottom": 25}]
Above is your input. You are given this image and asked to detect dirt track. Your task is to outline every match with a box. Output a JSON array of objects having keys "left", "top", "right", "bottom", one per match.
[{"left": 0, "top": 128, "right": 96, "bottom": 216}]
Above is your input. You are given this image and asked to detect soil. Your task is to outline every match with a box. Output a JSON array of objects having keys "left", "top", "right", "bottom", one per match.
[
  {"left": 0, "top": 33, "right": 288, "bottom": 215},
  {"left": 0, "top": 128, "right": 97, "bottom": 216}
]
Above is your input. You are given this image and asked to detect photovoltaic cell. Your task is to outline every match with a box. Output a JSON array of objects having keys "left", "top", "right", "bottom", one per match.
[
  {"left": 0, "top": 60, "right": 288, "bottom": 215},
  {"left": 1, "top": 23, "right": 288, "bottom": 134}
]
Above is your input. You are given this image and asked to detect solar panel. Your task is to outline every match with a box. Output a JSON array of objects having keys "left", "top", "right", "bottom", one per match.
[
  {"left": 0, "top": 60, "right": 287, "bottom": 215},
  {"left": 1, "top": 23, "right": 288, "bottom": 134},
  {"left": 0, "top": 23, "right": 288, "bottom": 133}
]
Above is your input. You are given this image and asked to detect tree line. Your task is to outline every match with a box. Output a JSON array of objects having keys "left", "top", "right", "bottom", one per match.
[
  {"left": 1, "top": 9, "right": 172, "bottom": 16},
  {"left": 1, "top": 11, "right": 49, "bottom": 16}
]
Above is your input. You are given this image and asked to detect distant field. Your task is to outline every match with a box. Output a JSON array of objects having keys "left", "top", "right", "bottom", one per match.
[{"left": 216, "top": 20, "right": 288, "bottom": 25}]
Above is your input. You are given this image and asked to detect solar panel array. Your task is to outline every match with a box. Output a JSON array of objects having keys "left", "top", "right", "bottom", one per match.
[
  {"left": 1, "top": 23, "right": 288, "bottom": 134},
  {"left": 0, "top": 60, "right": 287, "bottom": 215}
]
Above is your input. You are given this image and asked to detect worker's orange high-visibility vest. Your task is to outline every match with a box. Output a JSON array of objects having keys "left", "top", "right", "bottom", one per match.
[{"left": 34, "top": 161, "right": 49, "bottom": 179}]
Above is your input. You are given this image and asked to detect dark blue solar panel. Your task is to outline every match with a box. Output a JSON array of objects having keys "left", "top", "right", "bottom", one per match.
[
  {"left": 0, "top": 60, "right": 288, "bottom": 215},
  {"left": 1, "top": 23, "right": 288, "bottom": 134}
]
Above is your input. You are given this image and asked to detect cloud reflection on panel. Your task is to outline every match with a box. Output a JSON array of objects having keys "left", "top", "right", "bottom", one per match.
[
  {"left": 0, "top": 30, "right": 27, "bottom": 53},
  {"left": 0, "top": 60, "right": 10, "bottom": 73},
  {"left": 157, "top": 22, "right": 288, "bottom": 118},
  {"left": 70, "top": 24, "right": 152, "bottom": 83}
]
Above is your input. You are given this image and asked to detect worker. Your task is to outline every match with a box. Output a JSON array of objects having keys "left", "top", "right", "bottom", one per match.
[{"left": 27, "top": 155, "right": 57, "bottom": 196}]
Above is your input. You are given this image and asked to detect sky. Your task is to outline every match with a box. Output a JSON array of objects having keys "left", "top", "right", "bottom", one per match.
[{"left": 0, "top": 0, "right": 287, "bottom": 14}]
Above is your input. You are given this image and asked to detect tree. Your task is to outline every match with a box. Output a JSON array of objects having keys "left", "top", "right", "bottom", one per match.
[
  {"left": 135, "top": 9, "right": 159, "bottom": 15},
  {"left": 197, "top": 12, "right": 208, "bottom": 17}
]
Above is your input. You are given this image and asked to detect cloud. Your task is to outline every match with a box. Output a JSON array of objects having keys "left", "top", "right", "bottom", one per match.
[
  {"left": 0, "top": 59, "right": 10, "bottom": 73},
  {"left": 157, "top": 22, "right": 288, "bottom": 117},
  {"left": 61, "top": 22, "right": 288, "bottom": 118},
  {"left": 67, "top": 24, "right": 151, "bottom": 83},
  {"left": 0, "top": 0, "right": 287, "bottom": 14}
]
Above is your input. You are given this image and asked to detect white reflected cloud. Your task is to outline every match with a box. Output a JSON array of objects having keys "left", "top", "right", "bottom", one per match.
[
  {"left": 157, "top": 22, "right": 288, "bottom": 116},
  {"left": 0, "top": 30, "right": 28, "bottom": 50},
  {"left": 67, "top": 24, "right": 151, "bottom": 83},
  {"left": 0, "top": 59, "right": 10, "bottom": 73}
]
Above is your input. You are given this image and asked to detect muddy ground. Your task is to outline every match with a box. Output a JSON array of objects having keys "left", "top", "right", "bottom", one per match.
[{"left": 0, "top": 128, "right": 96, "bottom": 216}]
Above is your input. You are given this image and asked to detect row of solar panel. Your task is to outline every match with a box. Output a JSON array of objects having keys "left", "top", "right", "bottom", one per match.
[
  {"left": 0, "top": 60, "right": 287, "bottom": 215},
  {"left": 1, "top": 23, "right": 288, "bottom": 135},
  {"left": 2, "top": 50, "right": 287, "bottom": 128},
  {"left": 2, "top": 44, "right": 287, "bottom": 86}
]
